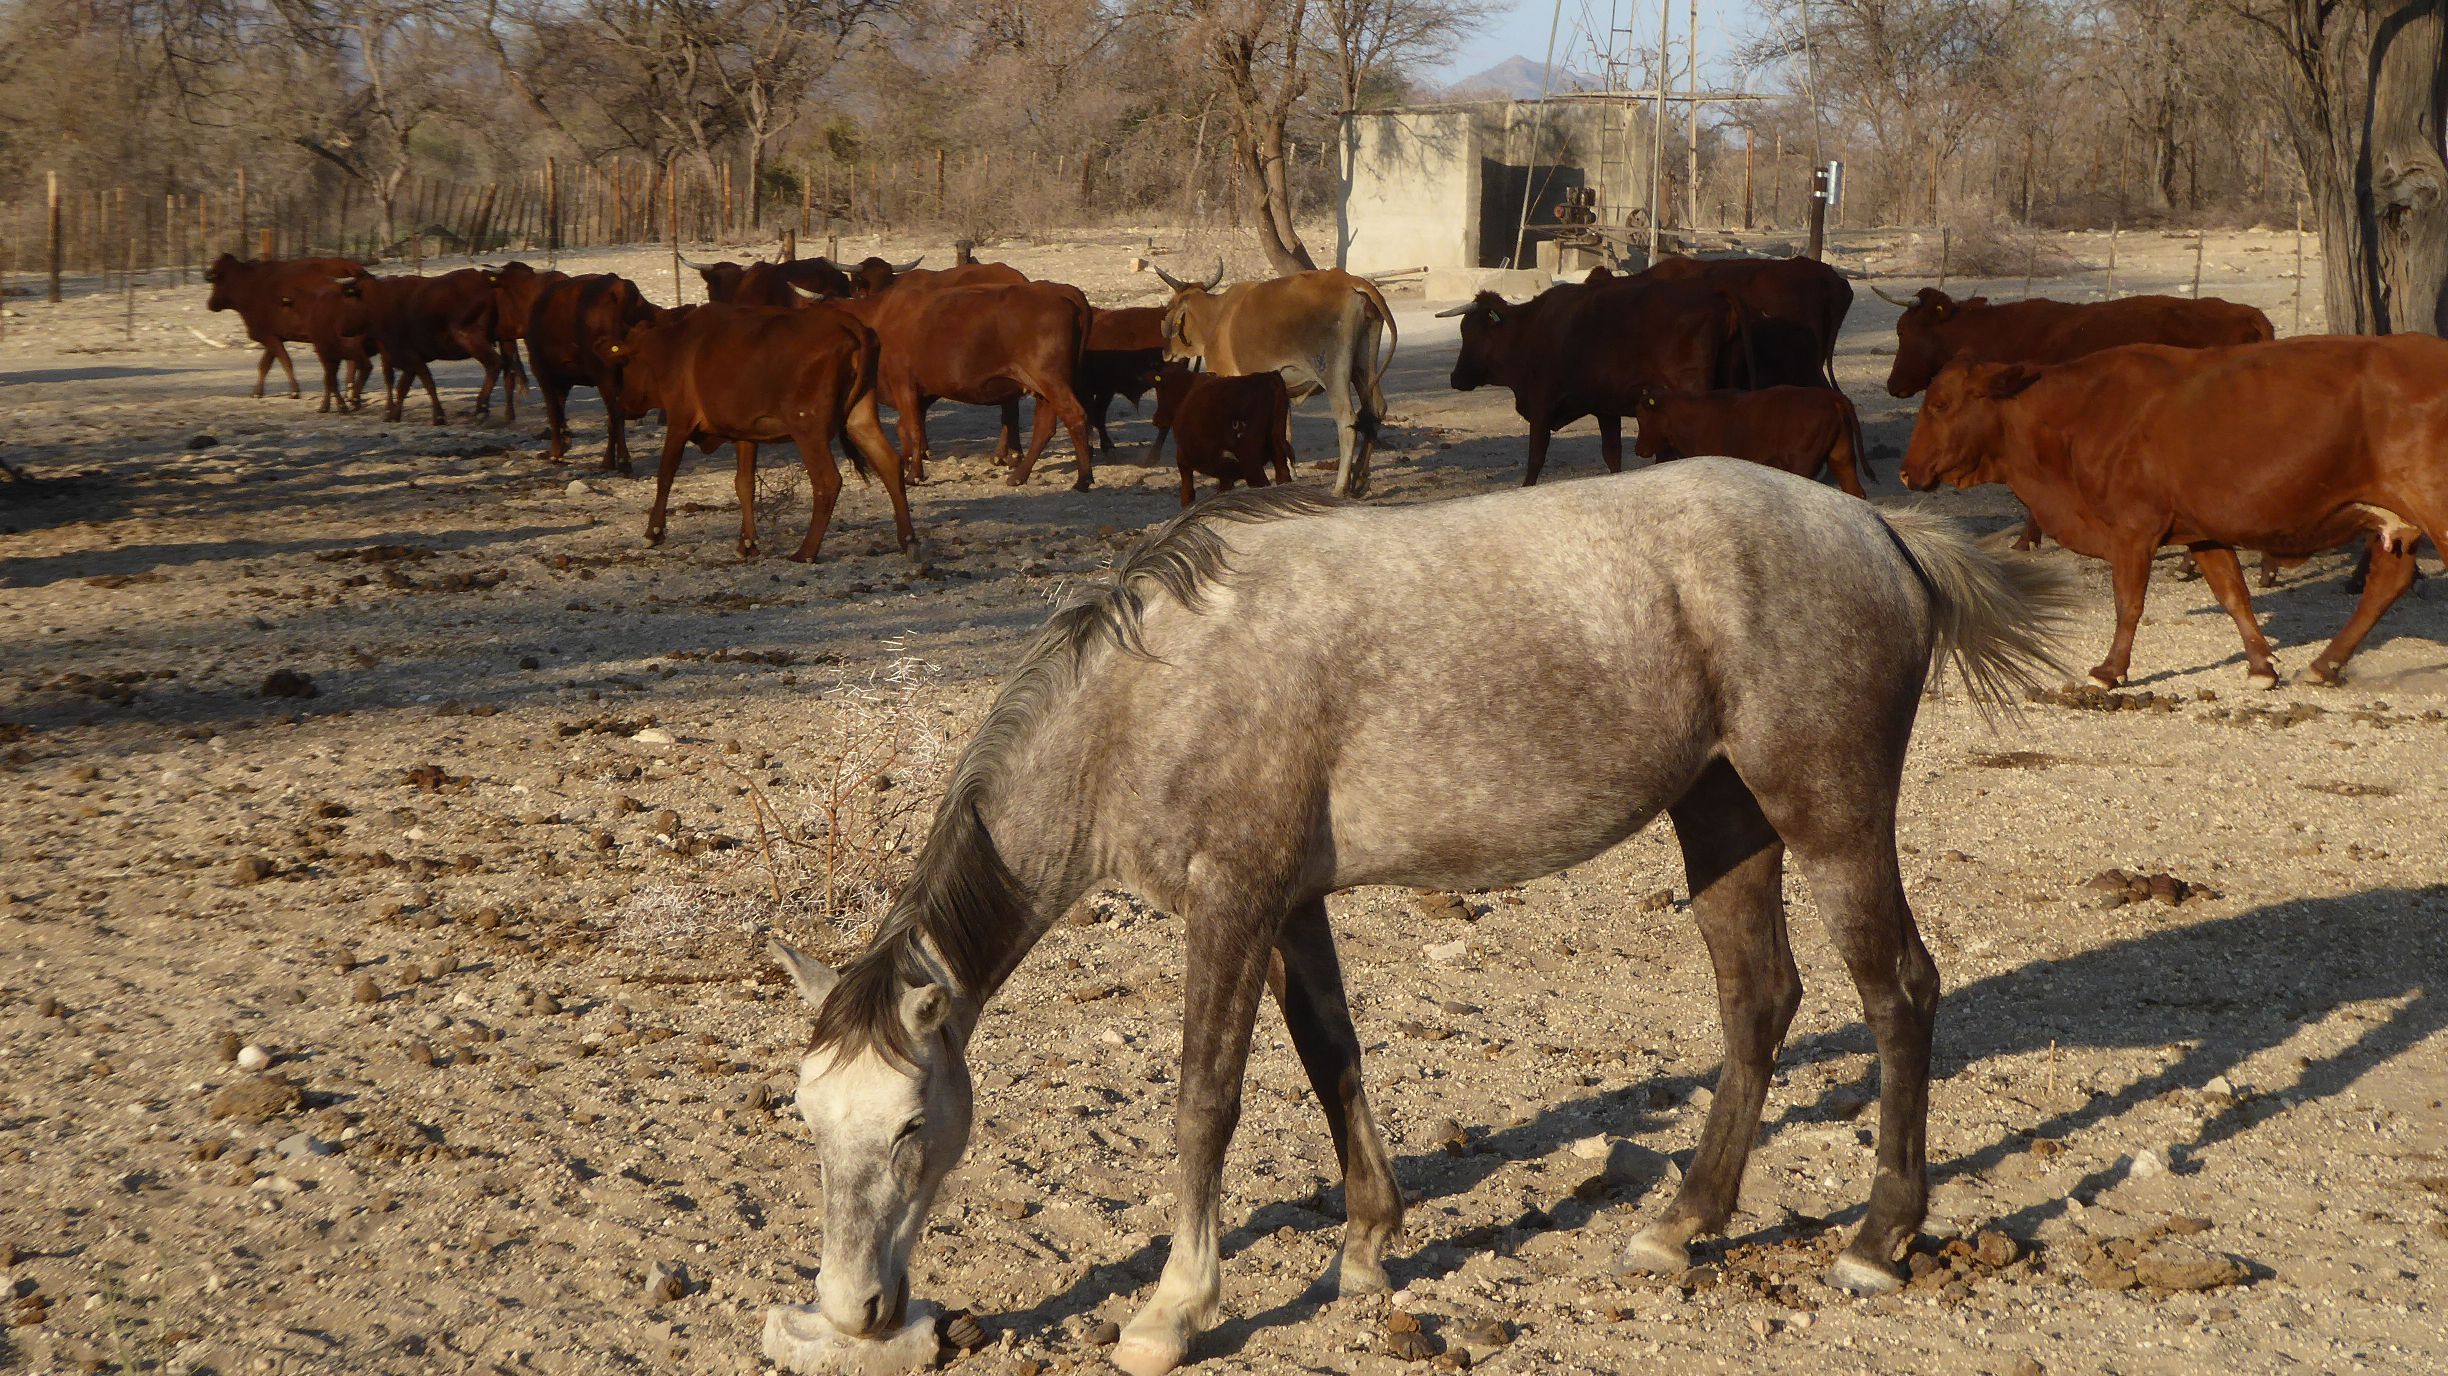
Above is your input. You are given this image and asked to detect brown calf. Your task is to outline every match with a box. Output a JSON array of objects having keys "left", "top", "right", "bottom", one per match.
[
  {"left": 1632, "top": 386, "right": 1869, "bottom": 497},
  {"left": 601, "top": 303, "right": 917, "bottom": 563},
  {"left": 343, "top": 269, "right": 516, "bottom": 425},
  {"left": 204, "top": 254, "right": 367, "bottom": 400},
  {"left": 1166, "top": 372, "right": 1296, "bottom": 507},
  {"left": 527, "top": 274, "right": 660, "bottom": 471}
]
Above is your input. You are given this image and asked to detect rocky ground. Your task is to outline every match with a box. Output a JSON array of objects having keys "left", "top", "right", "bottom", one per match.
[{"left": 1, "top": 228, "right": 2442, "bottom": 1376}]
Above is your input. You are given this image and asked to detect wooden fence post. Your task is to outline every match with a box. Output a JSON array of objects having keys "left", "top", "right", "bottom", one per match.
[
  {"left": 236, "top": 167, "right": 249, "bottom": 260},
  {"left": 2191, "top": 232, "right": 2205, "bottom": 299},
  {"left": 667, "top": 155, "right": 682, "bottom": 303},
  {"left": 2105, "top": 222, "right": 2119, "bottom": 299},
  {"left": 546, "top": 157, "right": 560, "bottom": 258},
  {"left": 2292, "top": 203, "right": 2305, "bottom": 333},
  {"left": 935, "top": 149, "right": 946, "bottom": 216},
  {"left": 46, "top": 170, "right": 63, "bottom": 303}
]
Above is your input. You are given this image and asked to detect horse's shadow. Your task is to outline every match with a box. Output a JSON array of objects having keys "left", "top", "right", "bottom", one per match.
[{"left": 990, "top": 884, "right": 2446, "bottom": 1357}]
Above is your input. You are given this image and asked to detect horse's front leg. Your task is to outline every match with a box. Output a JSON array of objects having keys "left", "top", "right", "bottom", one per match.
[
  {"left": 1114, "top": 904, "right": 1279, "bottom": 1376},
  {"left": 1620, "top": 759, "right": 1797, "bottom": 1277},
  {"left": 1269, "top": 897, "right": 1401, "bottom": 1297}
]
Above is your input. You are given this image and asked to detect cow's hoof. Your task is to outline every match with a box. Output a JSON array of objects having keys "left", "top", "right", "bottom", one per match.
[
  {"left": 645, "top": 529, "right": 666, "bottom": 548},
  {"left": 1072, "top": 476, "right": 1094, "bottom": 493},
  {"left": 1611, "top": 1228, "right": 1689, "bottom": 1277},
  {"left": 1003, "top": 474, "right": 1029, "bottom": 488},
  {"left": 2085, "top": 669, "right": 2122, "bottom": 691},
  {"left": 2300, "top": 662, "right": 2344, "bottom": 687},
  {"left": 2247, "top": 666, "right": 2281, "bottom": 691},
  {"left": 1825, "top": 1253, "right": 1904, "bottom": 1296}
]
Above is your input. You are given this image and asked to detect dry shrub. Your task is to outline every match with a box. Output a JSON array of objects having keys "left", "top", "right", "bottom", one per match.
[{"left": 1903, "top": 218, "right": 2082, "bottom": 280}]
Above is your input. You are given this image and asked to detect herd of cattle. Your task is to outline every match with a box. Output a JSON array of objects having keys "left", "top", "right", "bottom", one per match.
[{"left": 199, "top": 245, "right": 2440, "bottom": 688}]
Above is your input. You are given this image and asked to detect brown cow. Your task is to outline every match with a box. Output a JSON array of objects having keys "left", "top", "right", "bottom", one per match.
[
  {"left": 1143, "top": 361, "right": 1200, "bottom": 466},
  {"left": 340, "top": 268, "right": 516, "bottom": 425},
  {"left": 1440, "top": 277, "right": 1745, "bottom": 484},
  {"left": 1901, "top": 338, "right": 2448, "bottom": 688},
  {"left": 482, "top": 261, "right": 555, "bottom": 403},
  {"left": 686, "top": 255, "right": 856, "bottom": 304},
  {"left": 295, "top": 285, "right": 380, "bottom": 414},
  {"left": 1166, "top": 372, "right": 1296, "bottom": 507},
  {"left": 1631, "top": 386, "right": 1869, "bottom": 497},
  {"left": 204, "top": 254, "right": 367, "bottom": 399},
  {"left": 1878, "top": 287, "right": 2274, "bottom": 398},
  {"left": 526, "top": 273, "right": 660, "bottom": 471},
  {"left": 600, "top": 303, "right": 917, "bottom": 563},
  {"left": 1079, "top": 305, "right": 1168, "bottom": 458},
  {"left": 829, "top": 280, "right": 1096, "bottom": 489},
  {"left": 1626, "top": 256, "right": 1852, "bottom": 388}
]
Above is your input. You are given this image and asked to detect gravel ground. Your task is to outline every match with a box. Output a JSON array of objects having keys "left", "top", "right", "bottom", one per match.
[{"left": 1, "top": 229, "right": 2442, "bottom": 1376}]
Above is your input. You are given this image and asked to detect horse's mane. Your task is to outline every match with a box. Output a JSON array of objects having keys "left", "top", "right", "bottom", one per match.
[{"left": 809, "top": 486, "right": 1346, "bottom": 1066}]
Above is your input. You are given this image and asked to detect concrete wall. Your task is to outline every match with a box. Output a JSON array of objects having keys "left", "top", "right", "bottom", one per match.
[{"left": 1338, "top": 108, "right": 1479, "bottom": 276}]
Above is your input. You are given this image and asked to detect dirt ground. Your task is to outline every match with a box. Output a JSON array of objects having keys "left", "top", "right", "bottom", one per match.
[{"left": 2, "top": 228, "right": 2443, "bottom": 1376}]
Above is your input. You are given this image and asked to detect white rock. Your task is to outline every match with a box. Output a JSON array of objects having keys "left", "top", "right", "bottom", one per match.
[
  {"left": 2125, "top": 1149, "right": 2166, "bottom": 1181},
  {"left": 1423, "top": 939, "right": 1469, "bottom": 963},
  {"left": 566, "top": 479, "right": 591, "bottom": 498},
  {"left": 632, "top": 727, "right": 676, "bottom": 746},
  {"left": 2202, "top": 1075, "right": 2234, "bottom": 1096},
  {"left": 235, "top": 1044, "right": 272, "bottom": 1073},
  {"left": 1569, "top": 1134, "right": 1611, "bottom": 1161}
]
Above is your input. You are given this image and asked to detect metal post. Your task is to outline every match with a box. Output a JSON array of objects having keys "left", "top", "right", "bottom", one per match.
[
  {"left": 2192, "top": 232, "right": 2205, "bottom": 299},
  {"left": 1806, "top": 165, "right": 1827, "bottom": 261},
  {"left": 1685, "top": 0, "right": 1700, "bottom": 231}
]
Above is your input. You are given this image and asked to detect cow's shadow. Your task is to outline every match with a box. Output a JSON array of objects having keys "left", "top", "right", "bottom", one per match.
[{"left": 987, "top": 884, "right": 2446, "bottom": 1358}]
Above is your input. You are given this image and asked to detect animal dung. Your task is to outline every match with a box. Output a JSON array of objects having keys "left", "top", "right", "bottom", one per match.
[{"left": 762, "top": 1299, "right": 943, "bottom": 1376}]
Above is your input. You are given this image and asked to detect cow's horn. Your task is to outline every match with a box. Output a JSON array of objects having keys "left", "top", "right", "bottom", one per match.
[
  {"left": 1432, "top": 302, "right": 1476, "bottom": 318},
  {"left": 1870, "top": 284, "right": 1914, "bottom": 307},
  {"left": 789, "top": 283, "right": 825, "bottom": 300},
  {"left": 677, "top": 253, "right": 715, "bottom": 271},
  {"left": 1151, "top": 264, "right": 1190, "bottom": 291},
  {"left": 1201, "top": 260, "right": 1225, "bottom": 291},
  {"left": 889, "top": 255, "right": 924, "bottom": 273}
]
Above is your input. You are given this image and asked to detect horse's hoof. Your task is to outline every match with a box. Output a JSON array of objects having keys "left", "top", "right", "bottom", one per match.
[
  {"left": 1610, "top": 1227, "right": 1689, "bottom": 1277},
  {"left": 1322, "top": 1248, "right": 1390, "bottom": 1298},
  {"left": 1111, "top": 1326, "right": 1188, "bottom": 1376},
  {"left": 1825, "top": 1252, "right": 1904, "bottom": 1296}
]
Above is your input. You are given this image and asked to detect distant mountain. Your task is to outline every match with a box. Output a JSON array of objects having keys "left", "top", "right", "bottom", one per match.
[{"left": 1442, "top": 56, "right": 1605, "bottom": 101}]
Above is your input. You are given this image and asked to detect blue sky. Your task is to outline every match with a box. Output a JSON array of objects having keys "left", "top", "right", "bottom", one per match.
[{"left": 1431, "top": 0, "right": 1762, "bottom": 89}]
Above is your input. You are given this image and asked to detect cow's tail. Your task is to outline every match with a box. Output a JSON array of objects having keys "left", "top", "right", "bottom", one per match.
[
  {"left": 1350, "top": 277, "right": 1398, "bottom": 443},
  {"left": 1845, "top": 393, "right": 1873, "bottom": 486},
  {"left": 839, "top": 333, "right": 881, "bottom": 483},
  {"left": 1876, "top": 507, "right": 2076, "bottom": 718}
]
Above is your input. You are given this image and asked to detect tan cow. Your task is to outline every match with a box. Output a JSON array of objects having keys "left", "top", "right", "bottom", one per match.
[{"left": 1155, "top": 263, "right": 1397, "bottom": 497}]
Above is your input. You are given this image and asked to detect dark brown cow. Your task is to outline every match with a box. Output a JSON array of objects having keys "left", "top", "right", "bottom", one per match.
[
  {"left": 1625, "top": 256, "right": 1852, "bottom": 388},
  {"left": 1166, "top": 372, "right": 1296, "bottom": 507},
  {"left": 1901, "top": 338, "right": 2448, "bottom": 687},
  {"left": 204, "top": 254, "right": 367, "bottom": 399},
  {"left": 1143, "top": 361, "right": 1200, "bottom": 466},
  {"left": 1078, "top": 306, "right": 1168, "bottom": 457},
  {"left": 686, "top": 255, "right": 856, "bottom": 304},
  {"left": 1441, "top": 277, "right": 1745, "bottom": 484},
  {"left": 340, "top": 269, "right": 515, "bottom": 425},
  {"left": 1631, "top": 386, "right": 1869, "bottom": 497},
  {"left": 1878, "top": 287, "right": 2275, "bottom": 398},
  {"left": 831, "top": 280, "right": 1096, "bottom": 489},
  {"left": 482, "top": 261, "right": 556, "bottom": 403},
  {"left": 295, "top": 284, "right": 380, "bottom": 414},
  {"left": 526, "top": 273, "right": 660, "bottom": 471},
  {"left": 600, "top": 303, "right": 917, "bottom": 562}
]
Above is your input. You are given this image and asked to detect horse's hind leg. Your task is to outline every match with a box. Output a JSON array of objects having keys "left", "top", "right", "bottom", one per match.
[
  {"left": 1115, "top": 897, "right": 1280, "bottom": 1376},
  {"left": 1269, "top": 897, "right": 1401, "bottom": 1298},
  {"left": 1619, "top": 759, "right": 1797, "bottom": 1276}
]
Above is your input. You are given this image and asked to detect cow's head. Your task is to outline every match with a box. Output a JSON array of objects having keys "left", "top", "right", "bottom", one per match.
[
  {"left": 1630, "top": 386, "right": 1675, "bottom": 459},
  {"left": 1435, "top": 292, "right": 1521, "bottom": 392},
  {"left": 1878, "top": 286, "right": 1985, "bottom": 397},
  {"left": 1900, "top": 358, "right": 2037, "bottom": 491},
  {"left": 680, "top": 255, "right": 746, "bottom": 304},
  {"left": 1153, "top": 261, "right": 1227, "bottom": 362},
  {"left": 595, "top": 314, "right": 678, "bottom": 417},
  {"left": 204, "top": 254, "right": 248, "bottom": 311},
  {"left": 331, "top": 273, "right": 371, "bottom": 301},
  {"left": 849, "top": 256, "right": 924, "bottom": 297}
]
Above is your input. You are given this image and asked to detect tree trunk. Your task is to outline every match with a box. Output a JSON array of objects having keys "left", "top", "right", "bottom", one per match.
[
  {"left": 2367, "top": 0, "right": 2448, "bottom": 335},
  {"left": 2275, "top": 0, "right": 2380, "bottom": 333}
]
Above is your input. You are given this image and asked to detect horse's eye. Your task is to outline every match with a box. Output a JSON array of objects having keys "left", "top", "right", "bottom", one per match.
[{"left": 893, "top": 1118, "right": 924, "bottom": 1144}]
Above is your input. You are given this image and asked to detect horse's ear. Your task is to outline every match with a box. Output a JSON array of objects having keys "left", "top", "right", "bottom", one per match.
[
  {"left": 770, "top": 939, "right": 839, "bottom": 1006},
  {"left": 901, "top": 982, "right": 951, "bottom": 1038}
]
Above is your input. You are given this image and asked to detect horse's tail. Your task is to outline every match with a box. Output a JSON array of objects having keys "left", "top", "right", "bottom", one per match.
[{"left": 1876, "top": 507, "right": 2076, "bottom": 716}]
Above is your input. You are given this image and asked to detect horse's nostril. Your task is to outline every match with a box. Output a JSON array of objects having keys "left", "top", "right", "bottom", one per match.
[{"left": 861, "top": 1293, "right": 884, "bottom": 1333}]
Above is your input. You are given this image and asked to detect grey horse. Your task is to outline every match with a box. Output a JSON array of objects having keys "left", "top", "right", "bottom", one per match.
[{"left": 771, "top": 460, "right": 2071, "bottom": 1375}]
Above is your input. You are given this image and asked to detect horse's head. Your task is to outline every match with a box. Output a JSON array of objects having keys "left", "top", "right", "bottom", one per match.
[{"left": 772, "top": 940, "right": 974, "bottom": 1338}]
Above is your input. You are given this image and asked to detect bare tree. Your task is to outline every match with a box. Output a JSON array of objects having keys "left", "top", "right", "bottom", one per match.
[
  {"left": 1315, "top": 0, "right": 1496, "bottom": 266},
  {"left": 271, "top": 0, "right": 466, "bottom": 247}
]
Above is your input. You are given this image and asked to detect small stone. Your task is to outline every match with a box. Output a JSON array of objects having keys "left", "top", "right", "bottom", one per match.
[
  {"left": 274, "top": 1132, "right": 333, "bottom": 1159},
  {"left": 613, "top": 795, "right": 645, "bottom": 814},
  {"left": 235, "top": 1044, "right": 272, "bottom": 1073},
  {"left": 531, "top": 991, "right": 563, "bottom": 1016},
  {"left": 2081, "top": 1252, "right": 2137, "bottom": 1291},
  {"left": 1086, "top": 1319, "right": 1121, "bottom": 1346},
  {"left": 642, "top": 1260, "right": 688, "bottom": 1304},
  {"left": 2011, "top": 1359, "right": 2046, "bottom": 1376},
  {"left": 34, "top": 996, "right": 61, "bottom": 1019},
  {"left": 1384, "top": 1328, "right": 1438, "bottom": 1362},
  {"left": 519, "top": 656, "right": 541, "bottom": 670},
  {"left": 1636, "top": 887, "right": 1674, "bottom": 913},
  {"left": 566, "top": 479, "right": 591, "bottom": 499},
  {"left": 1748, "top": 1316, "right": 1773, "bottom": 1338},
  {"left": 231, "top": 854, "right": 277, "bottom": 885},
  {"left": 2202, "top": 1075, "right": 2234, "bottom": 1096},
  {"left": 651, "top": 809, "right": 680, "bottom": 838},
  {"left": 214, "top": 1033, "right": 243, "bottom": 1064},
  {"left": 631, "top": 727, "right": 675, "bottom": 745},
  {"left": 2133, "top": 1240, "right": 2247, "bottom": 1292},
  {"left": 208, "top": 1075, "right": 301, "bottom": 1124},
  {"left": 351, "top": 975, "right": 382, "bottom": 1005},
  {"left": 1384, "top": 1310, "right": 1420, "bottom": 1334},
  {"left": 1424, "top": 939, "right": 1469, "bottom": 963},
  {"left": 2164, "top": 1215, "right": 2212, "bottom": 1236},
  {"left": 1569, "top": 1135, "right": 1610, "bottom": 1160},
  {"left": 187, "top": 434, "right": 219, "bottom": 450},
  {"left": 1421, "top": 1116, "right": 1467, "bottom": 1151},
  {"left": 2124, "top": 1149, "right": 2165, "bottom": 1181},
  {"left": 590, "top": 830, "right": 616, "bottom": 852}
]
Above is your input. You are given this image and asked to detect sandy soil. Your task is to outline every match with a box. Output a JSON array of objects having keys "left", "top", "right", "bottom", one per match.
[{"left": 2, "top": 228, "right": 2443, "bottom": 1376}]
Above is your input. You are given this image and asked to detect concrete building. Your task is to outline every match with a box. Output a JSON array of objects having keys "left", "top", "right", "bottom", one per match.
[{"left": 1334, "top": 98, "right": 1659, "bottom": 294}]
